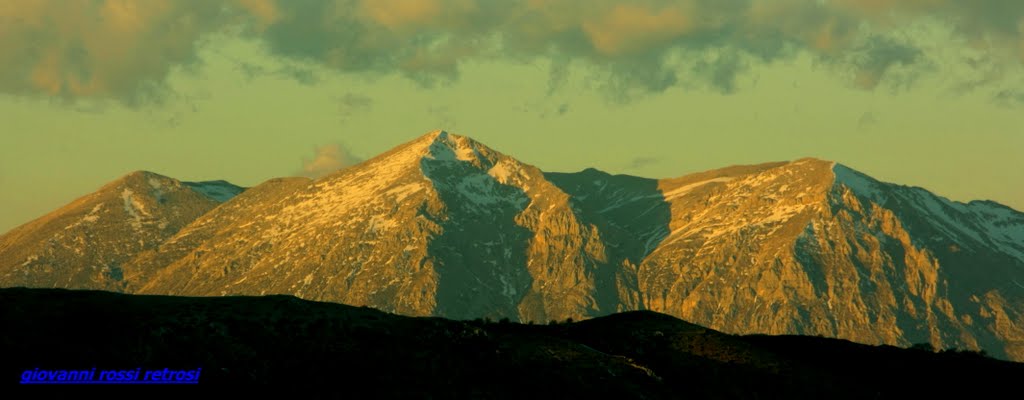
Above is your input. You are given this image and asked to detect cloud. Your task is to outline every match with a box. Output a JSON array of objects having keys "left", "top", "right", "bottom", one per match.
[
  {"left": 1, "top": 0, "right": 1023, "bottom": 104},
  {"left": 277, "top": 66, "right": 320, "bottom": 85},
  {"left": 581, "top": 3, "right": 696, "bottom": 57},
  {"left": 522, "top": 101, "right": 571, "bottom": 118},
  {"left": 845, "top": 36, "right": 927, "bottom": 91},
  {"left": 230, "top": 60, "right": 321, "bottom": 85},
  {"left": 299, "top": 143, "right": 363, "bottom": 178},
  {"left": 857, "top": 111, "right": 879, "bottom": 130},
  {"left": 337, "top": 92, "right": 373, "bottom": 109},
  {"left": 690, "top": 49, "right": 748, "bottom": 94},
  {"left": 427, "top": 105, "right": 457, "bottom": 129},
  {"left": 334, "top": 92, "right": 373, "bottom": 123},
  {"left": 993, "top": 89, "right": 1024, "bottom": 107},
  {"left": 0, "top": 0, "right": 251, "bottom": 105},
  {"left": 626, "top": 156, "right": 660, "bottom": 169},
  {"left": 556, "top": 103, "right": 570, "bottom": 115}
]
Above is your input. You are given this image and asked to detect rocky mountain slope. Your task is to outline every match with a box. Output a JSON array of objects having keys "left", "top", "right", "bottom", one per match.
[
  {"left": 0, "top": 172, "right": 244, "bottom": 291},
  {"left": 2, "top": 130, "right": 1022, "bottom": 360},
  {"left": 631, "top": 158, "right": 1024, "bottom": 360}
]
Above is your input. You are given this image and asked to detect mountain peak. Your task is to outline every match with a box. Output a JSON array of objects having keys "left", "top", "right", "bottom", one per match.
[
  {"left": 125, "top": 170, "right": 153, "bottom": 176},
  {"left": 97, "top": 170, "right": 180, "bottom": 194},
  {"left": 120, "top": 170, "right": 171, "bottom": 181},
  {"left": 788, "top": 157, "right": 835, "bottom": 167},
  {"left": 414, "top": 129, "right": 450, "bottom": 143},
  {"left": 424, "top": 131, "right": 488, "bottom": 162},
  {"left": 352, "top": 130, "right": 500, "bottom": 177}
]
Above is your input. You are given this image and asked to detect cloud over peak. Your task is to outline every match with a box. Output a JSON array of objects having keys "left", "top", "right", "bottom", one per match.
[{"left": 299, "top": 143, "right": 363, "bottom": 178}]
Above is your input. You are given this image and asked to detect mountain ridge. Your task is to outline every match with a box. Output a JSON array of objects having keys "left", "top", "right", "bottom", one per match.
[
  {"left": 0, "top": 170, "right": 244, "bottom": 291},
  {"left": 2, "top": 129, "right": 1021, "bottom": 361}
]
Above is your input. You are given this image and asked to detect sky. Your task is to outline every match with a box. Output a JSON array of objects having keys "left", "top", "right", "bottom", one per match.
[{"left": 1, "top": 0, "right": 1023, "bottom": 233}]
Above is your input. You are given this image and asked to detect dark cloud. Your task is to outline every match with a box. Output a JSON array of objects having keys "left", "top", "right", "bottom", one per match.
[
  {"left": 229, "top": 59, "right": 319, "bottom": 85},
  {"left": 278, "top": 66, "right": 319, "bottom": 85},
  {"left": 233, "top": 61, "right": 267, "bottom": 81},
  {"left": 545, "top": 58, "right": 572, "bottom": 96},
  {"left": 993, "top": 89, "right": 1024, "bottom": 106},
  {"left": 334, "top": 92, "right": 373, "bottom": 124},
  {"left": 948, "top": 55, "right": 1006, "bottom": 96},
  {"left": 845, "top": 36, "right": 926, "bottom": 91},
  {"left": 522, "top": 101, "right": 571, "bottom": 118},
  {"left": 337, "top": 92, "right": 373, "bottom": 108},
  {"left": 1, "top": 0, "right": 1023, "bottom": 105},
  {"left": 690, "top": 49, "right": 748, "bottom": 94}
]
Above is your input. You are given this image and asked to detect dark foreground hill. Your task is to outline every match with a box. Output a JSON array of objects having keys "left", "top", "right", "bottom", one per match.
[{"left": 2, "top": 288, "right": 1021, "bottom": 398}]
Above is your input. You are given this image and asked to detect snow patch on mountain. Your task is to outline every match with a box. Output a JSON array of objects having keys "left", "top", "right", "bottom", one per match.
[
  {"left": 663, "top": 177, "right": 733, "bottom": 200},
  {"left": 905, "top": 188, "right": 985, "bottom": 245},
  {"left": 456, "top": 174, "right": 509, "bottom": 206},
  {"left": 456, "top": 146, "right": 479, "bottom": 162},
  {"left": 970, "top": 202, "right": 1024, "bottom": 242},
  {"left": 488, "top": 161, "right": 513, "bottom": 184},
  {"left": 762, "top": 204, "right": 808, "bottom": 224},
  {"left": 498, "top": 274, "right": 517, "bottom": 300},
  {"left": 121, "top": 189, "right": 148, "bottom": 230},
  {"left": 386, "top": 183, "right": 424, "bottom": 203},
  {"left": 833, "top": 162, "right": 1024, "bottom": 263},
  {"left": 20, "top": 254, "right": 39, "bottom": 267},
  {"left": 70, "top": 204, "right": 104, "bottom": 227},
  {"left": 966, "top": 201, "right": 1024, "bottom": 263}
]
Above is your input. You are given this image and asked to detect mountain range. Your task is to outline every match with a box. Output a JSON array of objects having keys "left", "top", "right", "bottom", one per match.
[{"left": 2, "top": 129, "right": 1022, "bottom": 361}]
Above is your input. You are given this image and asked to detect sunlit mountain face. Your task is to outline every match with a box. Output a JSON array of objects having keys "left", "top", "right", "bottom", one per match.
[{"left": 3, "top": 131, "right": 1022, "bottom": 361}]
